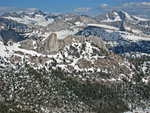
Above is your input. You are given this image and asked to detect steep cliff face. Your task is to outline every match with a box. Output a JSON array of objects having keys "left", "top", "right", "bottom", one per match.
[
  {"left": 37, "top": 33, "right": 59, "bottom": 54},
  {"left": 47, "top": 33, "right": 59, "bottom": 53}
]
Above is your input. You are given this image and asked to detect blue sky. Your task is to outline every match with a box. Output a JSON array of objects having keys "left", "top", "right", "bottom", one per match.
[
  {"left": 0, "top": 0, "right": 150, "bottom": 18},
  {"left": 0, "top": 0, "right": 149, "bottom": 13}
]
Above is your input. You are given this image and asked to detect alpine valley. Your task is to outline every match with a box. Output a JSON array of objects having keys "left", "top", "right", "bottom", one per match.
[{"left": 0, "top": 9, "right": 150, "bottom": 113}]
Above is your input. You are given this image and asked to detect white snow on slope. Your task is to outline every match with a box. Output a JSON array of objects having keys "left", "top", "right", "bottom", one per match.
[
  {"left": 121, "top": 32, "right": 150, "bottom": 41},
  {"left": 75, "top": 21, "right": 84, "bottom": 26},
  {"left": 101, "top": 15, "right": 122, "bottom": 22},
  {"left": 4, "top": 15, "right": 54, "bottom": 27},
  {"left": 125, "top": 107, "right": 150, "bottom": 113},
  {"left": 0, "top": 41, "right": 43, "bottom": 59},
  {"left": 86, "top": 24, "right": 150, "bottom": 42},
  {"left": 123, "top": 12, "right": 134, "bottom": 21},
  {"left": 0, "top": 41, "right": 8, "bottom": 58},
  {"left": 56, "top": 29, "right": 79, "bottom": 40},
  {"left": 134, "top": 15, "right": 149, "bottom": 21},
  {"left": 101, "top": 11, "right": 149, "bottom": 23},
  {"left": 123, "top": 11, "right": 149, "bottom": 22},
  {"left": 122, "top": 52, "right": 150, "bottom": 58}
]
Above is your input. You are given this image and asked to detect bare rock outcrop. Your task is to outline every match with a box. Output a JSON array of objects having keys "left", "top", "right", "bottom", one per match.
[
  {"left": 38, "top": 33, "right": 59, "bottom": 54},
  {"left": 46, "top": 20, "right": 70, "bottom": 32},
  {"left": 63, "top": 35, "right": 108, "bottom": 52},
  {"left": 20, "top": 39, "right": 34, "bottom": 50},
  {"left": 20, "top": 33, "right": 108, "bottom": 55},
  {"left": 47, "top": 33, "right": 59, "bottom": 53}
]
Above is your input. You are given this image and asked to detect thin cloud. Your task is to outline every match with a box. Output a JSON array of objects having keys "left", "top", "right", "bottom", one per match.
[
  {"left": 0, "top": 7, "right": 39, "bottom": 15},
  {"left": 141, "top": 2, "right": 150, "bottom": 6},
  {"left": 99, "top": 3, "right": 108, "bottom": 8},
  {"left": 74, "top": 7, "right": 92, "bottom": 13}
]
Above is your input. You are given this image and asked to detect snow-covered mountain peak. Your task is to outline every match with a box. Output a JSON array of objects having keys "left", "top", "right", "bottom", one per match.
[
  {"left": 2, "top": 10, "right": 54, "bottom": 27},
  {"left": 95, "top": 10, "right": 148, "bottom": 23},
  {"left": 32, "top": 10, "right": 45, "bottom": 16}
]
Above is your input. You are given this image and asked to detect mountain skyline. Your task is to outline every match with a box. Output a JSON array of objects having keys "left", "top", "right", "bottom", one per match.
[{"left": 0, "top": 0, "right": 150, "bottom": 18}]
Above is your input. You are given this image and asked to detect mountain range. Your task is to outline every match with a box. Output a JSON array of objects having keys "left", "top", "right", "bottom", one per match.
[{"left": 0, "top": 9, "right": 150, "bottom": 113}]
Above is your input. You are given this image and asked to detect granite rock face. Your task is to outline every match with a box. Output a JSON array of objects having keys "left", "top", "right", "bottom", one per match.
[
  {"left": 55, "top": 34, "right": 108, "bottom": 54},
  {"left": 46, "top": 20, "right": 70, "bottom": 32},
  {"left": 20, "top": 33, "right": 108, "bottom": 55},
  {"left": 37, "top": 33, "right": 59, "bottom": 54},
  {"left": 63, "top": 35, "right": 108, "bottom": 52},
  {"left": 20, "top": 39, "right": 34, "bottom": 50},
  {"left": 47, "top": 33, "right": 59, "bottom": 53}
]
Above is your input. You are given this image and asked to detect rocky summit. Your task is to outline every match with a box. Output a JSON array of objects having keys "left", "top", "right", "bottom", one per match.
[{"left": 0, "top": 10, "right": 150, "bottom": 113}]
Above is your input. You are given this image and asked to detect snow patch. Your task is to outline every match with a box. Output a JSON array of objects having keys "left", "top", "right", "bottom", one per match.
[
  {"left": 0, "top": 41, "right": 9, "bottom": 58},
  {"left": 56, "top": 29, "right": 79, "bottom": 40},
  {"left": 75, "top": 21, "right": 84, "bottom": 26}
]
